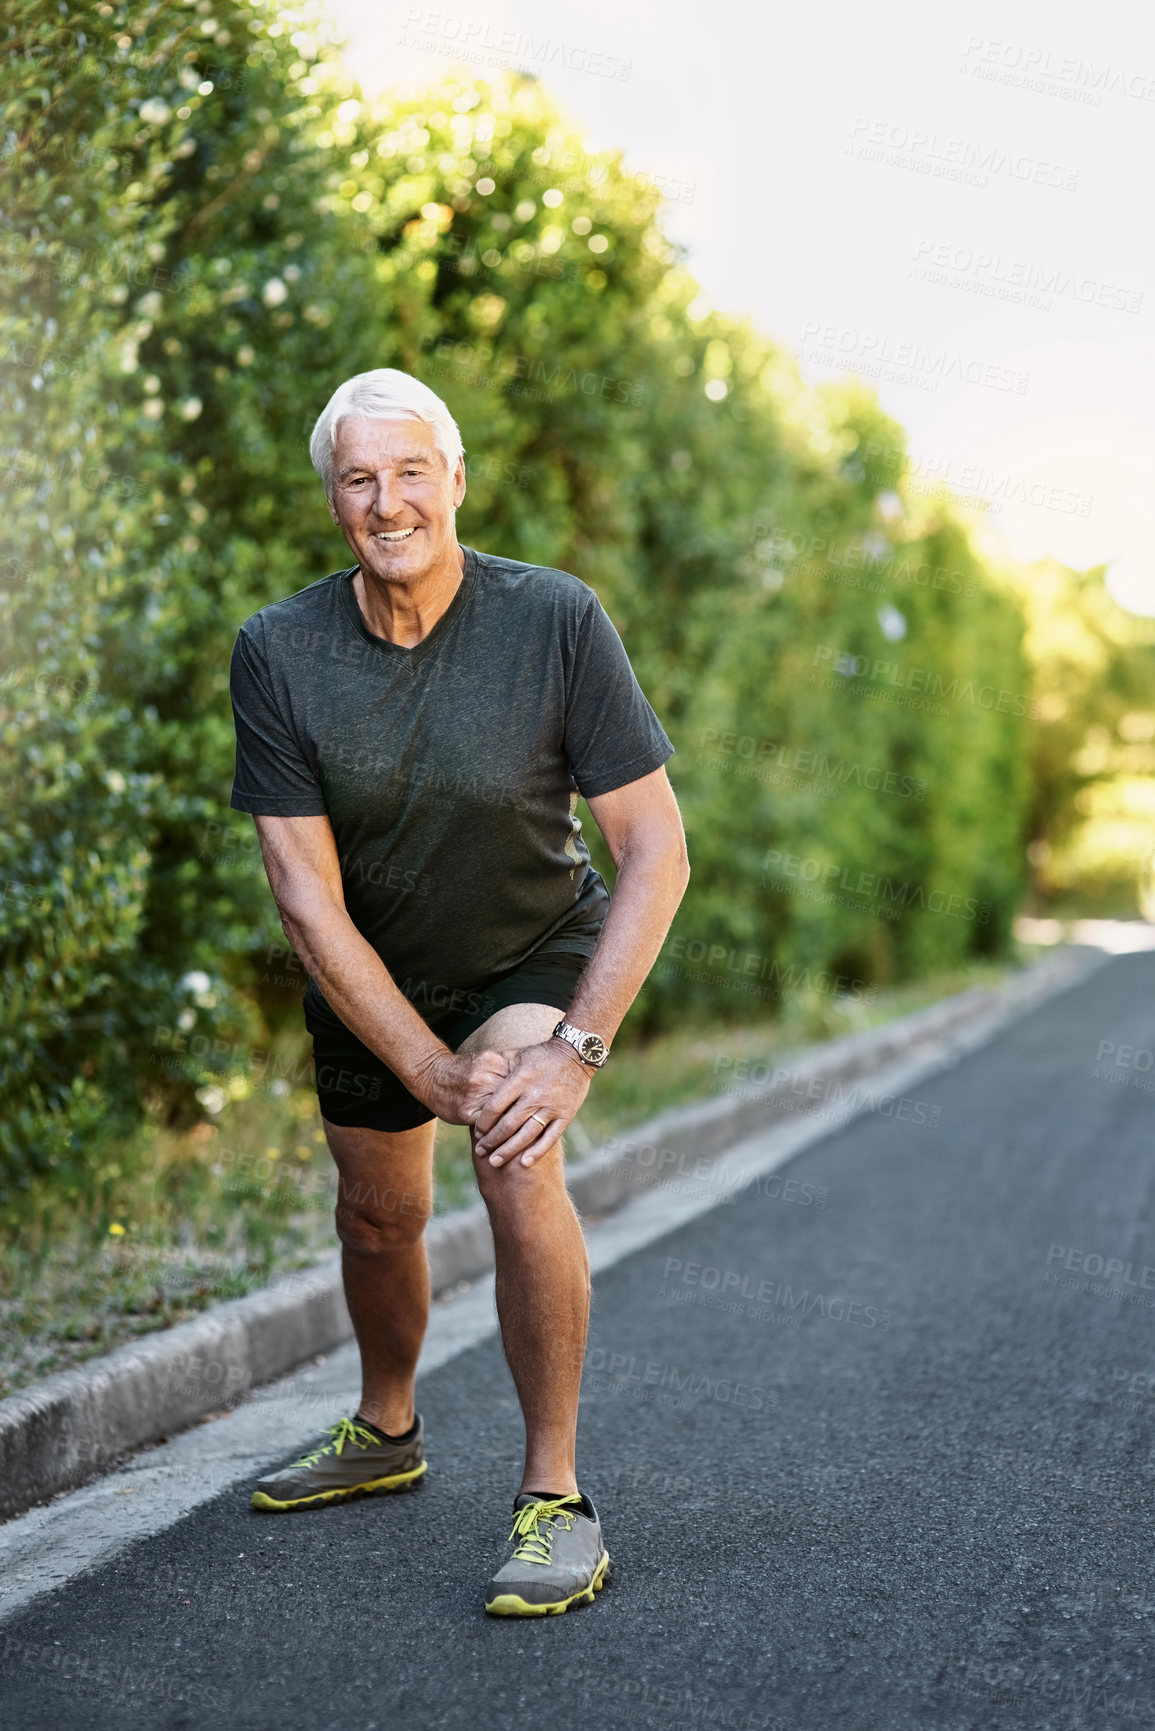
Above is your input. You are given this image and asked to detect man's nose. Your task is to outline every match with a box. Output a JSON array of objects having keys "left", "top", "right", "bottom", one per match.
[{"left": 371, "top": 475, "right": 405, "bottom": 517}]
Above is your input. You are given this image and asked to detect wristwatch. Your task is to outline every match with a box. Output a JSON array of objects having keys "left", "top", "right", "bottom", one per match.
[{"left": 552, "top": 1019, "right": 610, "bottom": 1069}]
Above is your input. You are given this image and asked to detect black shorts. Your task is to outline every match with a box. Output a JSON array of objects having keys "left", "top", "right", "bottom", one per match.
[{"left": 304, "top": 950, "right": 590, "bottom": 1133}]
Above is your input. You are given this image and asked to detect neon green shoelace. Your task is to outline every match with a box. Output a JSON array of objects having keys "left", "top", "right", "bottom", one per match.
[
  {"left": 289, "top": 1416, "right": 380, "bottom": 1470},
  {"left": 507, "top": 1496, "right": 582, "bottom": 1567}
]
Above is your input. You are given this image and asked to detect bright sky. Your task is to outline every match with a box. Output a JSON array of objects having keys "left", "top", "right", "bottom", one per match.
[{"left": 323, "top": 0, "right": 1155, "bottom": 612}]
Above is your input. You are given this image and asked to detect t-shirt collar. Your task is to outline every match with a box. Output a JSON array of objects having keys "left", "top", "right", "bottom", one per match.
[{"left": 338, "top": 543, "right": 477, "bottom": 665}]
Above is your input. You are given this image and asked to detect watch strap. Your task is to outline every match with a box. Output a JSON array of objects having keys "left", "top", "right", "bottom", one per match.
[{"left": 552, "top": 1019, "right": 610, "bottom": 1067}]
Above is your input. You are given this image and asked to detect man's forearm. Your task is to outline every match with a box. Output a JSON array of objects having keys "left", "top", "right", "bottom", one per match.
[
  {"left": 279, "top": 894, "right": 449, "bottom": 1093},
  {"left": 563, "top": 843, "right": 689, "bottom": 1045}
]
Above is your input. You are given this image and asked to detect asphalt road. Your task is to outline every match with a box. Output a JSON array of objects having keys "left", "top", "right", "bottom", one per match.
[{"left": 3, "top": 953, "right": 1155, "bottom": 1731}]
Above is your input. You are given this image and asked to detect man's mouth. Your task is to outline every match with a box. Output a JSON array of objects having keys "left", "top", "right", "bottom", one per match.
[{"left": 373, "top": 527, "right": 417, "bottom": 542}]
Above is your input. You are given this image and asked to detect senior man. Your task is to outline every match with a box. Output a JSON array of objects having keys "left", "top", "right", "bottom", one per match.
[{"left": 229, "top": 367, "right": 689, "bottom": 1616}]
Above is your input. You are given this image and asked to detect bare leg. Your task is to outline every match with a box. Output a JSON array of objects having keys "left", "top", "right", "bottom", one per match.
[
  {"left": 458, "top": 1004, "right": 590, "bottom": 1498},
  {"left": 323, "top": 1117, "right": 436, "bottom": 1436}
]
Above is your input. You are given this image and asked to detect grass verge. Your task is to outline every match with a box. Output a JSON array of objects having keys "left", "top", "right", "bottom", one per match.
[{"left": 0, "top": 956, "right": 1022, "bottom": 1398}]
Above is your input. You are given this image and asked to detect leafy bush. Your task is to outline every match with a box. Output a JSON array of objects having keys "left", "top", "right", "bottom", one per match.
[{"left": 2, "top": 0, "right": 1032, "bottom": 1222}]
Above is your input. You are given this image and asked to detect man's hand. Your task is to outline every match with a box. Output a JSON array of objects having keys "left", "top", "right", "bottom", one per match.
[
  {"left": 411, "top": 1047, "right": 512, "bottom": 1126},
  {"left": 471, "top": 1038, "right": 592, "bottom": 1169}
]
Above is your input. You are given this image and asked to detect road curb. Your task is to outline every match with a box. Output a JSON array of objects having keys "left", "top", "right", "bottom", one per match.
[{"left": 0, "top": 946, "right": 1102, "bottom": 1519}]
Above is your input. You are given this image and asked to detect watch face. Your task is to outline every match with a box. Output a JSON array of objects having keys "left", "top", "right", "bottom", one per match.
[{"left": 579, "top": 1035, "right": 607, "bottom": 1066}]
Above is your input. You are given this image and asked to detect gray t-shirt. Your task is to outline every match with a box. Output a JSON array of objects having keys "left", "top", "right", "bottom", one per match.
[{"left": 229, "top": 544, "right": 674, "bottom": 1012}]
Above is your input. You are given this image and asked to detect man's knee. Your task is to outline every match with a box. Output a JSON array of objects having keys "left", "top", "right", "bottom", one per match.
[
  {"left": 334, "top": 1183, "right": 431, "bottom": 1255},
  {"left": 475, "top": 1141, "right": 567, "bottom": 1221}
]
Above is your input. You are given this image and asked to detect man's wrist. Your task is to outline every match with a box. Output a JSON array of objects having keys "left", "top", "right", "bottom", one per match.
[
  {"left": 550, "top": 1033, "right": 597, "bottom": 1072},
  {"left": 404, "top": 1038, "right": 455, "bottom": 1099},
  {"left": 551, "top": 1019, "right": 610, "bottom": 1069}
]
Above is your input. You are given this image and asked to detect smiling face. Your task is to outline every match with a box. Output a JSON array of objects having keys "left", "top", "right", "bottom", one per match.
[{"left": 327, "top": 413, "right": 466, "bottom": 587}]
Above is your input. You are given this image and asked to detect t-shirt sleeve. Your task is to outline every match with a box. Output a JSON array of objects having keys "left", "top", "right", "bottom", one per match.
[
  {"left": 564, "top": 595, "right": 675, "bottom": 799},
  {"left": 229, "top": 625, "right": 327, "bottom": 816}
]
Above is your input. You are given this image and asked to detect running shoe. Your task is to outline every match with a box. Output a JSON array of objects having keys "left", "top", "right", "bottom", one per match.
[
  {"left": 484, "top": 1492, "right": 612, "bottom": 1616},
  {"left": 250, "top": 1414, "right": 426, "bottom": 1511}
]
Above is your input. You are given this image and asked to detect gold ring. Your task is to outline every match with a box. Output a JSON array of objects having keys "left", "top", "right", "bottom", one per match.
[{"left": 530, "top": 1112, "right": 549, "bottom": 1126}]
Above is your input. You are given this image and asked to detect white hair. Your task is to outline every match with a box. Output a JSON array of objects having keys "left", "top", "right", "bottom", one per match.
[{"left": 309, "top": 368, "right": 464, "bottom": 496}]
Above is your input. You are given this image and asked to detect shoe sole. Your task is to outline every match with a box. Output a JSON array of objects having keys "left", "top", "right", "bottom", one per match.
[
  {"left": 484, "top": 1551, "right": 612, "bottom": 1617},
  {"left": 250, "top": 1459, "right": 427, "bottom": 1511}
]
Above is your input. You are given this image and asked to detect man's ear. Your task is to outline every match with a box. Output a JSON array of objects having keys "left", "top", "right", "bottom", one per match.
[
  {"left": 326, "top": 493, "right": 340, "bottom": 526},
  {"left": 452, "top": 457, "right": 467, "bottom": 509}
]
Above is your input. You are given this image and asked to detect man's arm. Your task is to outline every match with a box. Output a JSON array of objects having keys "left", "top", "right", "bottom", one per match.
[
  {"left": 252, "top": 813, "right": 508, "bottom": 1124},
  {"left": 472, "top": 764, "right": 690, "bottom": 1167}
]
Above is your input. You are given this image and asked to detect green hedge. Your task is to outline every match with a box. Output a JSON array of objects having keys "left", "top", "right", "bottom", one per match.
[{"left": 1, "top": 0, "right": 1027, "bottom": 1218}]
